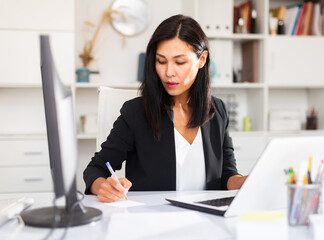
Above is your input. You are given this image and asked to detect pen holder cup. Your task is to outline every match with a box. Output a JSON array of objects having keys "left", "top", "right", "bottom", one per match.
[{"left": 287, "top": 183, "right": 322, "bottom": 226}]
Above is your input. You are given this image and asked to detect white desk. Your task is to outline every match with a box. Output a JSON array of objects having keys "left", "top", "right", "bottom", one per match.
[{"left": 0, "top": 191, "right": 315, "bottom": 240}]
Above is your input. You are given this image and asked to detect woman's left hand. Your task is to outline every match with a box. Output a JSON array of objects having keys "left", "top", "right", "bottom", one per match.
[{"left": 227, "top": 175, "right": 248, "bottom": 190}]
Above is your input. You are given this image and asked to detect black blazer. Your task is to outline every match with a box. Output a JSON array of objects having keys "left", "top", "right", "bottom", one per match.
[{"left": 83, "top": 96, "right": 239, "bottom": 194}]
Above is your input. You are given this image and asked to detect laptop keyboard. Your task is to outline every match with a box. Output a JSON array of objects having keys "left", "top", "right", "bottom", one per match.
[{"left": 195, "top": 196, "right": 234, "bottom": 207}]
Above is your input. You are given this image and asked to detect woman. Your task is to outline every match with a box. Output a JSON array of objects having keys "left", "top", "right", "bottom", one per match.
[{"left": 83, "top": 14, "right": 247, "bottom": 203}]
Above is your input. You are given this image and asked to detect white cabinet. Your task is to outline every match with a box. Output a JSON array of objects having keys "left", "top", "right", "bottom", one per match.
[
  {"left": 0, "top": 31, "right": 74, "bottom": 85},
  {"left": 267, "top": 37, "right": 324, "bottom": 85},
  {"left": 0, "top": 137, "right": 52, "bottom": 192},
  {"left": 0, "top": 0, "right": 74, "bottom": 31},
  {"left": 0, "top": 139, "right": 49, "bottom": 166},
  {"left": 0, "top": 89, "right": 46, "bottom": 135},
  {"left": 0, "top": 166, "right": 52, "bottom": 193},
  {"left": 0, "top": 0, "right": 74, "bottom": 192}
]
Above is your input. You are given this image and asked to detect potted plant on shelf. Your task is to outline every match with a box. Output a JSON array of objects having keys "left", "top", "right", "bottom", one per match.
[
  {"left": 77, "top": 7, "right": 126, "bottom": 83},
  {"left": 76, "top": 0, "right": 149, "bottom": 83}
]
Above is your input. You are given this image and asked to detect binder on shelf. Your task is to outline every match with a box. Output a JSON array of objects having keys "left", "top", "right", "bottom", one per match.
[
  {"left": 242, "top": 41, "right": 258, "bottom": 83},
  {"left": 209, "top": 40, "right": 232, "bottom": 85},
  {"left": 197, "top": 0, "right": 233, "bottom": 36}
]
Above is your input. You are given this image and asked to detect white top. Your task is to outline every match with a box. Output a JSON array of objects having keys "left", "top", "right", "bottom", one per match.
[{"left": 174, "top": 127, "right": 206, "bottom": 191}]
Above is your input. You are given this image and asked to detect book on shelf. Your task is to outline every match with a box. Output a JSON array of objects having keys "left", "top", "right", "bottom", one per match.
[
  {"left": 291, "top": 4, "right": 303, "bottom": 35},
  {"left": 241, "top": 41, "right": 259, "bottom": 83},
  {"left": 240, "top": 1, "right": 251, "bottom": 33},
  {"left": 269, "top": 1, "right": 323, "bottom": 36},
  {"left": 233, "top": 1, "right": 253, "bottom": 33},
  {"left": 294, "top": 3, "right": 306, "bottom": 35},
  {"left": 300, "top": 2, "right": 313, "bottom": 35},
  {"left": 284, "top": 4, "right": 301, "bottom": 35},
  {"left": 311, "top": 2, "right": 322, "bottom": 36}
]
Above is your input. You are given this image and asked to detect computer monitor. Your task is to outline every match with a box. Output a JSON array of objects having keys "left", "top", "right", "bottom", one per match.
[{"left": 21, "top": 35, "right": 102, "bottom": 227}]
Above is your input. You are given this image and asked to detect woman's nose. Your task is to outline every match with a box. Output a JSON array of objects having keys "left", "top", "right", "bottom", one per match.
[{"left": 166, "top": 63, "right": 175, "bottom": 77}]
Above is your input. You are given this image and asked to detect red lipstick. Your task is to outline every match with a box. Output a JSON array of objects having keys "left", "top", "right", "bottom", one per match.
[{"left": 166, "top": 82, "right": 178, "bottom": 88}]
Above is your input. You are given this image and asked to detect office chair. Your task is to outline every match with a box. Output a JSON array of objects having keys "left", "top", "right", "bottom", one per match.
[{"left": 96, "top": 86, "right": 139, "bottom": 177}]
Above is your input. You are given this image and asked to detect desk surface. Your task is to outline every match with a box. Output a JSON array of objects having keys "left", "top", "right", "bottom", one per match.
[{"left": 0, "top": 191, "right": 314, "bottom": 240}]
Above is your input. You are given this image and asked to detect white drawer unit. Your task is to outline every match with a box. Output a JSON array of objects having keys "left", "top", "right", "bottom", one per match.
[
  {"left": 0, "top": 139, "right": 49, "bottom": 166},
  {"left": 0, "top": 166, "right": 52, "bottom": 192}
]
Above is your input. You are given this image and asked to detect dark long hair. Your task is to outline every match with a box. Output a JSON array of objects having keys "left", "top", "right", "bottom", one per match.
[{"left": 140, "top": 14, "right": 214, "bottom": 141}]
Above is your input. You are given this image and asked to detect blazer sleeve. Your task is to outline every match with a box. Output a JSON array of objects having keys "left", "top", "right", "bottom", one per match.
[
  {"left": 214, "top": 98, "right": 240, "bottom": 189},
  {"left": 83, "top": 99, "right": 136, "bottom": 194}
]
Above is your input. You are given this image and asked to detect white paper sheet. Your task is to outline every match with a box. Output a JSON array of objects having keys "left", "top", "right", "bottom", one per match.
[{"left": 104, "top": 199, "right": 145, "bottom": 208}]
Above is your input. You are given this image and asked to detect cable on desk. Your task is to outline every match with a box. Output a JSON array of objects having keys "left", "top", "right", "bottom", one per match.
[
  {"left": 42, "top": 197, "right": 61, "bottom": 240},
  {"left": 42, "top": 191, "right": 85, "bottom": 240},
  {"left": 60, "top": 191, "right": 85, "bottom": 240},
  {"left": 12, "top": 191, "right": 86, "bottom": 240},
  {"left": 8, "top": 215, "right": 25, "bottom": 240}
]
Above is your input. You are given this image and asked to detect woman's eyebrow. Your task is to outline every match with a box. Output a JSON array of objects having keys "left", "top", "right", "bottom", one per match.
[
  {"left": 156, "top": 53, "right": 166, "bottom": 58},
  {"left": 156, "top": 53, "right": 187, "bottom": 59}
]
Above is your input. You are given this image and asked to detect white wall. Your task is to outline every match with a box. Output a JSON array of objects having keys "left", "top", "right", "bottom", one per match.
[{"left": 75, "top": 0, "right": 183, "bottom": 84}]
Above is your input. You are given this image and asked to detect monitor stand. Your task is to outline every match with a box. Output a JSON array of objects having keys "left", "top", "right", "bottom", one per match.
[{"left": 21, "top": 181, "right": 102, "bottom": 228}]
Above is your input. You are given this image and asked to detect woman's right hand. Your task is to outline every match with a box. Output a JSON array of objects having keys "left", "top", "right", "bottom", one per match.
[{"left": 91, "top": 177, "right": 132, "bottom": 203}]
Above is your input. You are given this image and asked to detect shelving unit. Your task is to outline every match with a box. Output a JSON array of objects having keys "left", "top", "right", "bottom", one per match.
[
  {"left": 180, "top": 0, "right": 324, "bottom": 174},
  {"left": 1, "top": 0, "right": 324, "bottom": 192}
]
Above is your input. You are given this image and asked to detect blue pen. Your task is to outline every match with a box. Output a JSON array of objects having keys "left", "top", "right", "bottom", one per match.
[{"left": 106, "top": 162, "right": 128, "bottom": 200}]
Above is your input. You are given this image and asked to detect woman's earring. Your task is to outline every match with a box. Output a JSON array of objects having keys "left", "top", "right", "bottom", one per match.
[{"left": 186, "top": 96, "right": 191, "bottom": 104}]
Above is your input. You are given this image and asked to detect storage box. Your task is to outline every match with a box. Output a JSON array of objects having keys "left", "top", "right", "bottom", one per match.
[{"left": 269, "top": 110, "right": 301, "bottom": 131}]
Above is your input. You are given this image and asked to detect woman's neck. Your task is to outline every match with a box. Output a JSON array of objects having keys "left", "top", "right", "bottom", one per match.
[{"left": 173, "top": 95, "right": 191, "bottom": 110}]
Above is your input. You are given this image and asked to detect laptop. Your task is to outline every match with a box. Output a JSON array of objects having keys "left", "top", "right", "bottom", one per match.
[{"left": 166, "top": 135, "right": 324, "bottom": 217}]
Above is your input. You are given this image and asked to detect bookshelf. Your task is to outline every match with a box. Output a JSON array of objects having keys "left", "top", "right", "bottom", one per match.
[{"left": 181, "top": 0, "right": 324, "bottom": 174}]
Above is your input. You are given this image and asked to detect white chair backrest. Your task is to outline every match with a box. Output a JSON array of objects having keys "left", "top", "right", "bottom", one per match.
[
  {"left": 97, "top": 86, "right": 139, "bottom": 151},
  {"left": 96, "top": 87, "right": 139, "bottom": 178}
]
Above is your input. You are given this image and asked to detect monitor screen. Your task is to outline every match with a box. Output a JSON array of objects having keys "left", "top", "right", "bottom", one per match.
[
  {"left": 20, "top": 35, "right": 101, "bottom": 228},
  {"left": 40, "top": 34, "right": 77, "bottom": 197}
]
